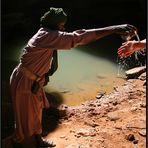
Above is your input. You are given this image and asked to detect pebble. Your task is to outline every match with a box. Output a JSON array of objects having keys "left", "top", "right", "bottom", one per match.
[
  {"left": 130, "top": 107, "right": 138, "bottom": 112},
  {"left": 112, "top": 101, "right": 118, "bottom": 106},
  {"left": 107, "top": 112, "right": 120, "bottom": 121},
  {"left": 139, "top": 129, "right": 146, "bottom": 137},
  {"left": 76, "top": 128, "right": 96, "bottom": 137},
  {"left": 60, "top": 135, "right": 66, "bottom": 138},
  {"left": 133, "top": 139, "right": 138, "bottom": 144},
  {"left": 96, "top": 92, "right": 106, "bottom": 99},
  {"left": 125, "top": 134, "right": 135, "bottom": 141},
  {"left": 84, "top": 121, "right": 98, "bottom": 127}
]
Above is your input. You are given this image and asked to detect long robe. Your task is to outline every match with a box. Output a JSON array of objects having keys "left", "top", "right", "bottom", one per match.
[{"left": 10, "top": 27, "right": 97, "bottom": 141}]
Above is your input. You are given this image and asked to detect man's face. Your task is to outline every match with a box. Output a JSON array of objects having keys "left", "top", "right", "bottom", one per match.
[{"left": 57, "top": 22, "right": 66, "bottom": 31}]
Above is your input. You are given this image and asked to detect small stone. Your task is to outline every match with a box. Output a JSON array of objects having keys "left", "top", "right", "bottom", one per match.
[
  {"left": 138, "top": 72, "right": 146, "bottom": 80},
  {"left": 76, "top": 128, "right": 96, "bottom": 137},
  {"left": 143, "top": 80, "right": 146, "bottom": 86},
  {"left": 139, "top": 129, "right": 146, "bottom": 137},
  {"left": 84, "top": 121, "right": 98, "bottom": 127},
  {"left": 74, "top": 134, "right": 81, "bottom": 138},
  {"left": 125, "top": 134, "right": 135, "bottom": 141},
  {"left": 130, "top": 107, "right": 138, "bottom": 112},
  {"left": 107, "top": 112, "right": 120, "bottom": 121},
  {"left": 60, "top": 135, "right": 66, "bottom": 138},
  {"left": 128, "top": 100, "right": 134, "bottom": 103},
  {"left": 139, "top": 102, "right": 146, "bottom": 108},
  {"left": 112, "top": 101, "right": 118, "bottom": 106},
  {"left": 70, "top": 130, "right": 75, "bottom": 133},
  {"left": 96, "top": 92, "right": 106, "bottom": 99},
  {"left": 133, "top": 139, "right": 138, "bottom": 144}
]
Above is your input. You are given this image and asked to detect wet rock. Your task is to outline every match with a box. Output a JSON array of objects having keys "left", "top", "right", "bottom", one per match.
[
  {"left": 96, "top": 91, "right": 106, "bottom": 99},
  {"left": 125, "top": 66, "right": 146, "bottom": 79}
]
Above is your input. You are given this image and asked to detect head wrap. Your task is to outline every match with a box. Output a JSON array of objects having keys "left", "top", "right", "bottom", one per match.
[{"left": 40, "top": 7, "right": 67, "bottom": 30}]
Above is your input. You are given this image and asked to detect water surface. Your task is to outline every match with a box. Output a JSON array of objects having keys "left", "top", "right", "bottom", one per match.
[{"left": 2, "top": 38, "right": 126, "bottom": 106}]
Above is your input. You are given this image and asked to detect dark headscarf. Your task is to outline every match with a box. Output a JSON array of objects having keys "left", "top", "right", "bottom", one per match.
[{"left": 40, "top": 7, "right": 67, "bottom": 30}]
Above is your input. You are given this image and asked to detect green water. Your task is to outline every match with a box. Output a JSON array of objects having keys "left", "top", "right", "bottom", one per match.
[
  {"left": 2, "top": 39, "right": 126, "bottom": 106},
  {"left": 45, "top": 48, "right": 119, "bottom": 90}
]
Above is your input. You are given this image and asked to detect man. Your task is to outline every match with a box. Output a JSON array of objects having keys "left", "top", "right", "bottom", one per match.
[{"left": 10, "top": 7, "right": 137, "bottom": 147}]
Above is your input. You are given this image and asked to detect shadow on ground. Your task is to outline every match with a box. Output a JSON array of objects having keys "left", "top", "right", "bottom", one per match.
[{"left": 42, "top": 92, "right": 65, "bottom": 136}]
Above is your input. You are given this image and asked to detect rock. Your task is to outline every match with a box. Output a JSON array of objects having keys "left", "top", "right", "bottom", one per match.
[
  {"left": 143, "top": 80, "right": 146, "bottom": 86},
  {"left": 107, "top": 112, "right": 120, "bottom": 121},
  {"left": 139, "top": 129, "right": 146, "bottom": 137},
  {"left": 84, "top": 121, "right": 98, "bottom": 127},
  {"left": 139, "top": 102, "right": 146, "bottom": 108},
  {"left": 130, "top": 106, "right": 138, "bottom": 112},
  {"left": 125, "top": 134, "right": 135, "bottom": 141},
  {"left": 76, "top": 128, "right": 96, "bottom": 137},
  {"left": 60, "top": 135, "right": 66, "bottom": 138},
  {"left": 112, "top": 101, "right": 118, "bottom": 106},
  {"left": 133, "top": 139, "right": 138, "bottom": 144},
  {"left": 96, "top": 91, "right": 106, "bottom": 99},
  {"left": 125, "top": 66, "right": 146, "bottom": 79},
  {"left": 138, "top": 72, "right": 146, "bottom": 80},
  {"left": 126, "top": 119, "right": 146, "bottom": 129}
]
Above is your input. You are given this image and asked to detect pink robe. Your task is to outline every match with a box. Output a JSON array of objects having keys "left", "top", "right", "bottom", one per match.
[{"left": 10, "top": 27, "right": 97, "bottom": 141}]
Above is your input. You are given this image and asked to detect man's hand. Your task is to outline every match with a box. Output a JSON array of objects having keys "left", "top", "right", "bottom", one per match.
[{"left": 114, "top": 24, "right": 137, "bottom": 38}]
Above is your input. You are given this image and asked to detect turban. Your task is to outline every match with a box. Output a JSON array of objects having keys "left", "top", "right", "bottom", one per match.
[{"left": 40, "top": 7, "right": 67, "bottom": 29}]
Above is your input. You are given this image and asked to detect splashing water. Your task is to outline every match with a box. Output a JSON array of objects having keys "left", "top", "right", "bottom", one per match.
[{"left": 117, "top": 31, "right": 146, "bottom": 77}]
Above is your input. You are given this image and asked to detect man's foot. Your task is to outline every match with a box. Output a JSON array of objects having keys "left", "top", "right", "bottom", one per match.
[{"left": 35, "top": 134, "right": 56, "bottom": 147}]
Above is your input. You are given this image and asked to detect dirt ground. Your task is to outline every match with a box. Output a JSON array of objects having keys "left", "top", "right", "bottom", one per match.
[
  {"left": 2, "top": 71, "right": 146, "bottom": 148},
  {"left": 43, "top": 74, "right": 146, "bottom": 148}
]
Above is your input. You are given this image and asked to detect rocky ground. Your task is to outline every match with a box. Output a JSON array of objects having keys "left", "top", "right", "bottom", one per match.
[
  {"left": 42, "top": 66, "right": 146, "bottom": 148},
  {"left": 2, "top": 66, "right": 146, "bottom": 148}
]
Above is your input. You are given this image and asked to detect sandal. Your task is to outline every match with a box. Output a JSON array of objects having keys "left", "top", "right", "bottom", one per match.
[{"left": 35, "top": 134, "right": 56, "bottom": 147}]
